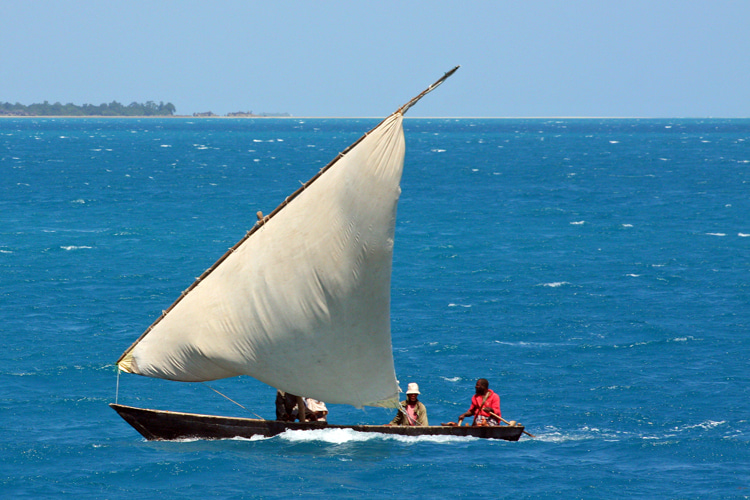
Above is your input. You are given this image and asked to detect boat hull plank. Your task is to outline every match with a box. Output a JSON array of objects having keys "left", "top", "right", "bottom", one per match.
[{"left": 110, "top": 404, "right": 524, "bottom": 441}]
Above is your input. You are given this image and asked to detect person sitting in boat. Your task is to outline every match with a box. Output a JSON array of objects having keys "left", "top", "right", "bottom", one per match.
[
  {"left": 457, "top": 378, "right": 501, "bottom": 426},
  {"left": 386, "top": 382, "right": 428, "bottom": 426},
  {"left": 304, "top": 398, "right": 328, "bottom": 422},
  {"left": 275, "top": 390, "right": 299, "bottom": 421}
]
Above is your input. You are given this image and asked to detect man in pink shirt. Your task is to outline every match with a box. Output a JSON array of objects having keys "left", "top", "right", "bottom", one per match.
[{"left": 457, "top": 378, "right": 501, "bottom": 426}]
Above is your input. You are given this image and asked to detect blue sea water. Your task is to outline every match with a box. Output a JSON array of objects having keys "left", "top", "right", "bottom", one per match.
[{"left": 1, "top": 116, "right": 749, "bottom": 499}]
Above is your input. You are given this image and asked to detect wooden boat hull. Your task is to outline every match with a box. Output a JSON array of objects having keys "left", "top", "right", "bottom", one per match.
[{"left": 110, "top": 403, "right": 525, "bottom": 441}]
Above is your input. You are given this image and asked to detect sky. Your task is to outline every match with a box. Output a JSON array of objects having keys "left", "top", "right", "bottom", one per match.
[{"left": 2, "top": 0, "right": 750, "bottom": 117}]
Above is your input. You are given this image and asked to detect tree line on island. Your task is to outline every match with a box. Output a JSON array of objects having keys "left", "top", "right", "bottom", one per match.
[
  {"left": 0, "top": 101, "right": 176, "bottom": 117},
  {"left": 0, "top": 101, "right": 291, "bottom": 117}
]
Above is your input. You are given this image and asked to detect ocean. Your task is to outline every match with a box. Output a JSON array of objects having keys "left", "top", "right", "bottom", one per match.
[{"left": 1, "top": 117, "right": 748, "bottom": 498}]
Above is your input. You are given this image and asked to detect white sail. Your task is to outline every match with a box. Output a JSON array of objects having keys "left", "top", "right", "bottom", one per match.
[
  {"left": 119, "top": 113, "right": 405, "bottom": 408},
  {"left": 117, "top": 66, "right": 459, "bottom": 410}
]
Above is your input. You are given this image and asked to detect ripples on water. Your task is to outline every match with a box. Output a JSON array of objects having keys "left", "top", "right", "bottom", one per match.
[{"left": 1, "top": 118, "right": 749, "bottom": 498}]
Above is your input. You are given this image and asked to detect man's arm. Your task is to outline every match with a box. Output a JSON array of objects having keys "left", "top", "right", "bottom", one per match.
[
  {"left": 457, "top": 405, "right": 475, "bottom": 421},
  {"left": 387, "top": 411, "right": 404, "bottom": 426},
  {"left": 488, "top": 393, "right": 501, "bottom": 417},
  {"left": 417, "top": 403, "right": 429, "bottom": 426}
]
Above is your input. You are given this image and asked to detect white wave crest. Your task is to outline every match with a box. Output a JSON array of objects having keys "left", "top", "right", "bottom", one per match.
[
  {"left": 671, "top": 420, "right": 725, "bottom": 432},
  {"left": 278, "top": 428, "right": 477, "bottom": 444},
  {"left": 532, "top": 426, "right": 598, "bottom": 443},
  {"left": 542, "top": 282, "right": 569, "bottom": 288},
  {"left": 227, "top": 435, "right": 270, "bottom": 442}
]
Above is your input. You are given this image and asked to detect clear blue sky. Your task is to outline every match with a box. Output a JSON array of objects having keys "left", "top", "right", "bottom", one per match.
[{"left": 3, "top": 0, "right": 749, "bottom": 117}]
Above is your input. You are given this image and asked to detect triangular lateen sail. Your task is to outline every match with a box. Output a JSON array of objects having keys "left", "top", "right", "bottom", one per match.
[{"left": 116, "top": 66, "right": 459, "bottom": 409}]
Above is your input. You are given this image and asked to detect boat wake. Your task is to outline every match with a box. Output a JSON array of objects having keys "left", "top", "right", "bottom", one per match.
[{"left": 277, "top": 427, "right": 479, "bottom": 444}]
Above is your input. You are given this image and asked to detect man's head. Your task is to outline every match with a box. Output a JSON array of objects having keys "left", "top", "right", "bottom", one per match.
[
  {"left": 406, "top": 382, "right": 420, "bottom": 402},
  {"left": 475, "top": 378, "right": 489, "bottom": 395}
]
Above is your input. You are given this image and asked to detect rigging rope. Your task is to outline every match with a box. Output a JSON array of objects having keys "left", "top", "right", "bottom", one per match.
[
  {"left": 201, "top": 382, "right": 264, "bottom": 420},
  {"left": 114, "top": 367, "right": 263, "bottom": 420}
]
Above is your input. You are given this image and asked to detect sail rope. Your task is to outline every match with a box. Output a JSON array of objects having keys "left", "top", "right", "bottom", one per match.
[
  {"left": 201, "top": 382, "right": 264, "bottom": 420},
  {"left": 115, "top": 367, "right": 120, "bottom": 404},
  {"left": 398, "top": 402, "right": 416, "bottom": 426},
  {"left": 114, "top": 366, "right": 263, "bottom": 419}
]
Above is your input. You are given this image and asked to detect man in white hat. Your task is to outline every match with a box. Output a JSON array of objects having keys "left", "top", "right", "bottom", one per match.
[{"left": 385, "top": 382, "right": 428, "bottom": 426}]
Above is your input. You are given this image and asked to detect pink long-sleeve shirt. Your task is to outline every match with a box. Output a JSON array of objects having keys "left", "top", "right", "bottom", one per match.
[{"left": 468, "top": 389, "right": 501, "bottom": 421}]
